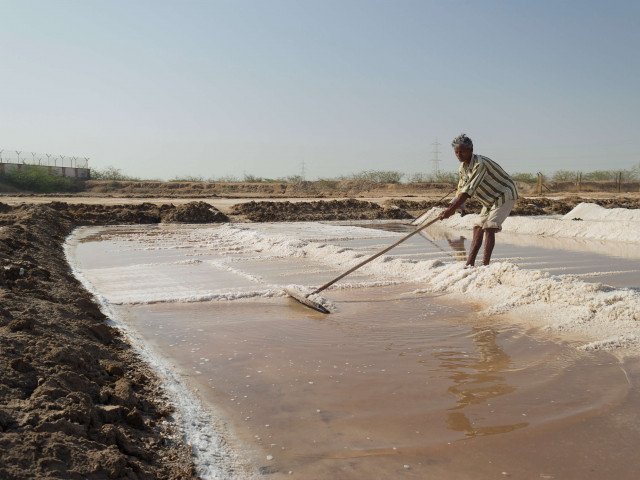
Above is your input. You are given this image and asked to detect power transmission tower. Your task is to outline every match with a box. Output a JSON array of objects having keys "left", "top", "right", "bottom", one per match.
[
  {"left": 300, "top": 160, "right": 306, "bottom": 180},
  {"left": 431, "top": 139, "right": 441, "bottom": 176}
]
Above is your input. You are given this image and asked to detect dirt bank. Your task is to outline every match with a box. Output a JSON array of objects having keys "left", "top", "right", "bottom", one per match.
[
  {"left": 230, "top": 198, "right": 413, "bottom": 222},
  {"left": 228, "top": 196, "right": 640, "bottom": 223},
  {"left": 77, "top": 179, "right": 456, "bottom": 199},
  {"left": 0, "top": 201, "right": 228, "bottom": 480},
  {"left": 385, "top": 196, "right": 640, "bottom": 217},
  {"left": 43, "top": 200, "right": 229, "bottom": 225}
]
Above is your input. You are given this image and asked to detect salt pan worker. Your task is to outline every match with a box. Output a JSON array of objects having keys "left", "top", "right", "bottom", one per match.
[{"left": 438, "top": 134, "right": 518, "bottom": 266}]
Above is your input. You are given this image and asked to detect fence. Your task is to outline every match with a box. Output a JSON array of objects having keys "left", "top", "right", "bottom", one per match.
[
  {"left": 0, "top": 149, "right": 90, "bottom": 179},
  {"left": 0, "top": 149, "right": 89, "bottom": 169},
  {"left": 533, "top": 171, "right": 639, "bottom": 194},
  {"left": 0, "top": 162, "right": 90, "bottom": 179}
]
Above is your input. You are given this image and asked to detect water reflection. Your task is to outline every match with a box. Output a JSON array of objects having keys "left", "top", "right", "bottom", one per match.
[
  {"left": 435, "top": 328, "right": 529, "bottom": 437},
  {"left": 445, "top": 233, "right": 467, "bottom": 262},
  {"left": 418, "top": 230, "right": 468, "bottom": 262}
]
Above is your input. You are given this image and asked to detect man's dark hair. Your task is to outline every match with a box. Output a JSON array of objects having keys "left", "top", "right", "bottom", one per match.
[{"left": 451, "top": 133, "right": 473, "bottom": 149}]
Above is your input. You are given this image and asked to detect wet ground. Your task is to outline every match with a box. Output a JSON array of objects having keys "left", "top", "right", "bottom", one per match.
[{"left": 67, "top": 221, "right": 640, "bottom": 479}]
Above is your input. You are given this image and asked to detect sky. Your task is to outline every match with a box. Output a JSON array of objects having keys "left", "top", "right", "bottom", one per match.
[{"left": 0, "top": 0, "right": 638, "bottom": 180}]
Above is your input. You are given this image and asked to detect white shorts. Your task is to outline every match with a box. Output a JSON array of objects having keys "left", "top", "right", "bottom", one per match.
[{"left": 474, "top": 199, "right": 516, "bottom": 231}]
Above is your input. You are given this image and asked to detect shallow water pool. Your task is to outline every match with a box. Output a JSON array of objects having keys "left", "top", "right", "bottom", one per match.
[{"left": 67, "top": 221, "right": 640, "bottom": 479}]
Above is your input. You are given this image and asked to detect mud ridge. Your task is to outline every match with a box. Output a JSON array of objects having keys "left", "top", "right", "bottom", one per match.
[
  {"left": 385, "top": 196, "right": 640, "bottom": 216},
  {"left": 231, "top": 199, "right": 413, "bottom": 222},
  {"left": 0, "top": 201, "right": 228, "bottom": 480}
]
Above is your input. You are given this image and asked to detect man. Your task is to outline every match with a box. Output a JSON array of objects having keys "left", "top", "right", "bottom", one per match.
[{"left": 438, "top": 134, "right": 517, "bottom": 266}]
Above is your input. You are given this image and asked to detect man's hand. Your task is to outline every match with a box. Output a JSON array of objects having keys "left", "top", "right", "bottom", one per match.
[
  {"left": 438, "top": 192, "right": 470, "bottom": 221},
  {"left": 438, "top": 207, "right": 456, "bottom": 220}
]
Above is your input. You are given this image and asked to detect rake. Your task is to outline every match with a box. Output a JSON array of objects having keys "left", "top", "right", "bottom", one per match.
[{"left": 284, "top": 216, "right": 441, "bottom": 313}]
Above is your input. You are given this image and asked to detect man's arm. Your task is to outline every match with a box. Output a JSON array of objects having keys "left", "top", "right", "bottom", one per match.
[{"left": 438, "top": 193, "right": 470, "bottom": 220}]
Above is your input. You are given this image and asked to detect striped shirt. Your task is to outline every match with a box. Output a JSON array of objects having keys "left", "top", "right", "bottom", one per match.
[{"left": 457, "top": 154, "right": 518, "bottom": 212}]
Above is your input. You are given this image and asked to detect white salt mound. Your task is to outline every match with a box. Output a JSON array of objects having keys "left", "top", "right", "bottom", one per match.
[
  {"left": 439, "top": 203, "right": 640, "bottom": 243},
  {"left": 562, "top": 202, "right": 640, "bottom": 222}
]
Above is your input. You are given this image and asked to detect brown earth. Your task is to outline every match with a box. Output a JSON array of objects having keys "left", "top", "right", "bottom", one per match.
[
  {"left": 230, "top": 199, "right": 413, "bottom": 222},
  {"left": 0, "top": 201, "right": 228, "bottom": 480},
  {"left": 77, "top": 179, "right": 640, "bottom": 198},
  {"left": 77, "top": 179, "right": 457, "bottom": 199},
  {"left": 43, "top": 200, "right": 230, "bottom": 225},
  {"left": 385, "top": 196, "right": 640, "bottom": 217},
  {"left": 1, "top": 176, "right": 638, "bottom": 201},
  {"left": 230, "top": 196, "right": 640, "bottom": 223}
]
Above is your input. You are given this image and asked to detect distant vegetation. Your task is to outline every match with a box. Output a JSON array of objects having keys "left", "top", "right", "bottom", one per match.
[
  {"left": 1, "top": 163, "right": 637, "bottom": 194},
  {"left": 89, "top": 166, "right": 141, "bottom": 181},
  {"left": 0, "top": 165, "right": 79, "bottom": 193},
  {"left": 88, "top": 166, "right": 640, "bottom": 185},
  {"left": 407, "top": 171, "right": 458, "bottom": 184},
  {"left": 345, "top": 170, "right": 404, "bottom": 184},
  {"left": 511, "top": 172, "right": 538, "bottom": 183},
  {"left": 551, "top": 168, "right": 639, "bottom": 182}
]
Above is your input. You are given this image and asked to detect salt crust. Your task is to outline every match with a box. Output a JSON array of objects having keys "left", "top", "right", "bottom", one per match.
[
  {"left": 198, "top": 221, "right": 640, "bottom": 353},
  {"left": 74, "top": 213, "right": 640, "bottom": 354}
]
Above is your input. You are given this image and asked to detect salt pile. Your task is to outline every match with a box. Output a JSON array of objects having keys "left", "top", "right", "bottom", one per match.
[
  {"left": 439, "top": 203, "right": 640, "bottom": 243},
  {"left": 562, "top": 202, "right": 640, "bottom": 222}
]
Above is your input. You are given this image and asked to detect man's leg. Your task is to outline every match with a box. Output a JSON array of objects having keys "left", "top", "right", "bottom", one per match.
[
  {"left": 466, "top": 226, "right": 484, "bottom": 266},
  {"left": 482, "top": 228, "right": 499, "bottom": 265},
  {"left": 480, "top": 199, "right": 516, "bottom": 265}
]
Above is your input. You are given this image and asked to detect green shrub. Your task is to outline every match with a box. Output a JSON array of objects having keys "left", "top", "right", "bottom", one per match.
[
  {"left": 349, "top": 170, "right": 404, "bottom": 183},
  {"left": 170, "top": 175, "right": 205, "bottom": 182},
  {"left": 581, "top": 170, "right": 616, "bottom": 181},
  {"left": 282, "top": 175, "right": 304, "bottom": 183},
  {"left": 1, "top": 165, "right": 79, "bottom": 192},
  {"left": 210, "top": 175, "right": 240, "bottom": 182},
  {"left": 407, "top": 171, "right": 457, "bottom": 184},
  {"left": 511, "top": 172, "right": 537, "bottom": 183},
  {"left": 90, "top": 166, "right": 140, "bottom": 181},
  {"left": 550, "top": 170, "right": 577, "bottom": 182}
]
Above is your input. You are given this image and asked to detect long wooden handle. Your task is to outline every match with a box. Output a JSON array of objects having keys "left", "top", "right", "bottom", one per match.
[{"left": 312, "top": 216, "right": 441, "bottom": 295}]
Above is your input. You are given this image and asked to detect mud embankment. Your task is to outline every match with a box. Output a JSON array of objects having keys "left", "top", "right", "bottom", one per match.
[
  {"left": 74, "top": 179, "right": 455, "bottom": 198},
  {"left": 45, "top": 200, "right": 229, "bottom": 225},
  {"left": 0, "top": 201, "right": 228, "bottom": 480},
  {"left": 385, "top": 196, "right": 640, "bottom": 217},
  {"left": 12, "top": 178, "right": 635, "bottom": 199},
  {"left": 231, "top": 199, "right": 413, "bottom": 222},
  {"left": 229, "top": 197, "right": 640, "bottom": 223}
]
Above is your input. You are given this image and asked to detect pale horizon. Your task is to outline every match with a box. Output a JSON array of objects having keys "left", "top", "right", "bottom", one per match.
[{"left": 1, "top": 0, "right": 638, "bottom": 180}]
